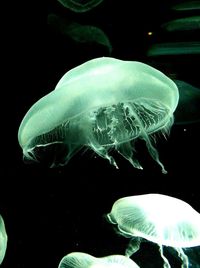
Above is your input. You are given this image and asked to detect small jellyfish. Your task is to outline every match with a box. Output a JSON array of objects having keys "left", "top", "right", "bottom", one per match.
[
  {"left": 147, "top": 41, "right": 200, "bottom": 56},
  {"left": 57, "top": 0, "right": 104, "bottom": 12},
  {"left": 174, "top": 80, "right": 200, "bottom": 125},
  {"left": 0, "top": 215, "right": 7, "bottom": 265},
  {"left": 18, "top": 57, "right": 179, "bottom": 172},
  {"left": 48, "top": 14, "right": 112, "bottom": 54},
  {"left": 58, "top": 252, "right": 140, "bottom": 268},
  {"left": 107, "top": 193, "right": 200, "bottom": 268},
  {"left": 172, "top": 1, "right": 200, "bottom": 11},
  {"left": 161, "top": 16, "right": 200, "bottom": 32}
]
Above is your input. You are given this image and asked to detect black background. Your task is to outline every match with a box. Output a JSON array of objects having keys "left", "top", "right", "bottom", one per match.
[{"left": 1, "top": 0, "right": 200, "bottom": 267}]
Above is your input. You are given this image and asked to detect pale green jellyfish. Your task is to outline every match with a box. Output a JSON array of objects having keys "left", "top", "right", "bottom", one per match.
[
  {"left": 48, "top": 14, "right": 112, "bottom": 54},
  {"left": 172, "top": 1, "right": 200, "bottom": 11},
  {"left": 58, "top": 252, "right": 140, "bottom": 268},
  {"left": 0, "top": 215, "right": 7, "bottom": 265},
  {"left": 147, "top": 41, "right": 200, "bottom": 56},
  {"left": 162, "top": 16, "right": 200, "bottom": 32},
  {"left": 57, "top": 0, "right": 104, "bottom": 12},
  {"left": 107, "top": 194, "right": 200, "bottom": 268},
  {"left": 18, "top": 57, "right": 179, "bottom": 173},
  {"left": 174, "top": 80, "right": 200, "bottom": 124}
]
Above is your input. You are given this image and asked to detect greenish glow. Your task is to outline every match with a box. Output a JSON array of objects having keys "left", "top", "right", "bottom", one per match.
[
  {"left": 18, "top": 57, "right": 179, "bottom": 172},
  {"left": 172, "top": 1, "right": 200, "bottom": 11},
  {"left": 58, "top": 252, "right": 140, "bottom": 268},
  {"left": 162, "top": 16, "right": 200, "bottom": 31},
  {"left": 48, "top": 14, "right": 112, "bottom": 54},
  {"left": 57, "top": 0, "right": 104, "bottom": 12},
  {"left": 147, "top": 41, "right": 200, "bottom": 56},
  {"left": 174, "top": 80, "right": 200, "bottom": 124},
  {"left": 0, "top": 215, "right": 7, "bottom": 265},
  {"left": 107, "top": 194, "right": 200, "bottom": 268}
]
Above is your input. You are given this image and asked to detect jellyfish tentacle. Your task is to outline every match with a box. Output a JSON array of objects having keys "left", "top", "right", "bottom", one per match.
[
  {"left": 89, "top": 141, "right": 118, "bottom": 169},
  {"left": 131, "top": 104, "right": 167, "bottom": 174},
  {"left": 141, "top": 131, "right": 167, "bottom": 174},
  {"left": 116, "top": 141, "right": 143, "bottom": 170},
  {"left": 51, "top": 142, "right": 83, "bottom": 167},
  {"left": 159, "top": 245, "right": 171, "bottom": 268},
  {"left": 176, "top": 248, "right": 189, "bottom": 268},
  {"left": 125, "top": 238, "right": 142, "bottom": 257}
]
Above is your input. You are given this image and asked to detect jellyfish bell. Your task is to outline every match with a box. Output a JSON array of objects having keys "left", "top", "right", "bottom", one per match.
[
  {"left": 57, "top": 0, "right": 104, "bottom": 13},
  {"left": 171, "top": 0, "right": 200, "bottom": 11},
  {"left": 18, "top": 57, "right": 179, "bottom": 172},
  {"left": 58, "top": 252, "right": 140, "bottom": 268},
  {"left": 107, "top": 193, "right": 200, "bottom": 268},
  {"left": 0, "top": 215, "right": 7, "bottom": 265},
  {"left": 161, "top": 16, "right": 200, "bottom": 32},
  {"left": 48, "top": 14, "right": 112, "bottom": 55},
  {"left": 107, "top": 194, "right": 200, "bottom": 248},
  {"left": 147, "top": 41, "right": 200, "bottom": 56},
  {"left": 91, "top": 264, "right": 135, "bottom": 268},
  {"left": 173, "top": 80, "right": 200, "bottom": 125}
]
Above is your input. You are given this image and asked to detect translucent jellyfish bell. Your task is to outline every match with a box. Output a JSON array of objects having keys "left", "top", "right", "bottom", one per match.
[
  {"left": 57, "top": 0, "right": 104, "bottom": 12},
  {"left": 48, "top": 14, "right": 112, "bottom": 55},
  {"left": 161, "top": 16, "right": 200, "bottom": 32},
  {"left": 174, "top": 80, "right": 200, "bottom": 125},
  {"left": 0, "top": 215, "right": 7, "bottom": 265},
  {"left": 147, "top": 41, "right": 200, "bottom": 56},
  {"left": 107, "top": 194, "right": 200, "bottom": 268},
  {"left": 58, "top": 252, "right": 140, "bottom": 268},
  {"left": 171, "top": 1, "right": 200, "bottom": 11},
  {"left": 18, "top": 57, "right": 179, "bottom": 172}
]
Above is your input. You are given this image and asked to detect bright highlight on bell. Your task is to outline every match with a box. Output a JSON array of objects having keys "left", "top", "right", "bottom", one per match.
[{"left": 18, "top": 57, "right": 179, "bottom": 172}]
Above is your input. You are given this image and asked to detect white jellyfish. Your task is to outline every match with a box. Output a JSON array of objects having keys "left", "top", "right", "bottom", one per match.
[
  {"left": 0, "top": 215, "right": 7, "bottom": 265},
  {"left": 18, "top": 57, "right": 179, "bottom": 172},
  {"left": 107, "top": 193, "right": 200, "bottom": 268},
  {"left": 58, "top": 252, "right": 140, "bottom": 268}
]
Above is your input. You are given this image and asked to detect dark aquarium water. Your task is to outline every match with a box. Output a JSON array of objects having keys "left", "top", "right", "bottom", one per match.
[{"left": 1, "top": 0, "right": 200, "bottom": 267}]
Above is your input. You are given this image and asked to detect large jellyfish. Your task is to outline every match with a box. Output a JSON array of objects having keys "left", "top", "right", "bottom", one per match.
[
  {"left": 106, "top": 193, "right": 200, "bottom": 268},
  {"left": 0, "top": 215, "right": 7, "bottom": 265},
  {"left": 58, "top": 252, "right": 140, "bottom": 268},
  {"left": 18, "top": 57, "right": 179, "bottom": 172}
]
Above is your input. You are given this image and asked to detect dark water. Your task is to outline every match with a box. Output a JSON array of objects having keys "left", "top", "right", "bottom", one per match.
[{"left": 2, "top": 0, "right": 200, "bottom": 267}]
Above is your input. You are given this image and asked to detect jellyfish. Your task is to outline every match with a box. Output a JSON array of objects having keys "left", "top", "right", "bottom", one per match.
[
  {"left": 106, "top": 193, "right": 200, "bottom": 268},
  {"left": 48, "top": 14, "right": 112, "bottom": 54},
  {"left": 147, "top": 41, "right": 200, "bottom": 56},
  {"left": 174, "top": 80, "right": 200, "bottom": 124},
  {"left": 57, "top": 0, "right": 104, "bottom": 12},
  {"left": 58, "top": 252, "right": 140, "bottom": 268},
  {"left": 161, "top": 16, "right": 200, "bottom": 32},
  {"left": 18, "top": 57, "right": 179, "bottom": 172},
  {"left": 171, "top": 1, "right": 200, "bottom": 11},
  {"left": 0, "top": 215, "right": 7, "bottom": 265}
]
